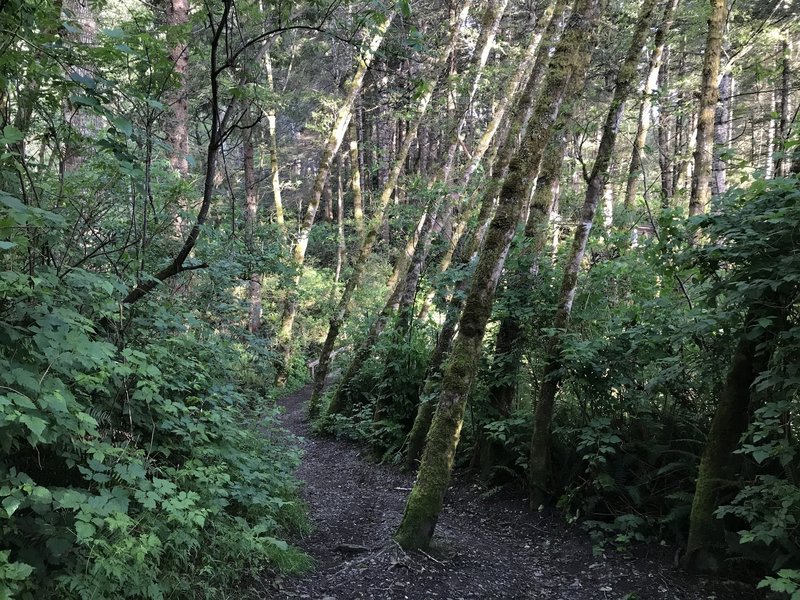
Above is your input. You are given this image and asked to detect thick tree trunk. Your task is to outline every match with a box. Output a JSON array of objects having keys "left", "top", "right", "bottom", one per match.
[
  {"left": 395, "top": 0, "right": 603, "bottom": 550},
  {"left": 528, "top": 0, "right": 657, "bottom": 508},
  {"left": 623, "top": 0, "right": 677, "bottom": 212},
  {"left": 682, "top": 307, "right": 780, "bottom": 572},
  {"left": 688, "top": 0, "right": 726, "bottom": 218},
  {"left": 274, "top": 15, "right": 394, "bottom": 385}
]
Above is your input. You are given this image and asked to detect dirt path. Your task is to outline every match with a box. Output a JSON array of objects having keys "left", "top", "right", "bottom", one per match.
[{"left": 262, "top": 384, "right": 755, "bottom": 600}]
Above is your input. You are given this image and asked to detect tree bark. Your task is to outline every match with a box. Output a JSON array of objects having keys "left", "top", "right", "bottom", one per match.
[
  {"left": 394, "top": 0, "right": 603, "bottom": 550},
  {"left": 711, "top": 71, "right": 732, "bottom": 197},
  {"left": 775, "top": 38, "right": 792, "bottom": 178},
  {"left": 348, "top": 118, "right": 364, "bottom": 235},
  {"left": 688, "top": 0, "right": 726, "bottom": 218},
  {"left": 682, "top": 306, "right": 781, "bottom": 572},
  {"left": 404, "top": 0, "right": 569, "bottom": 467},
  {"left": 244, "top": 103, "right": 262, "bottom": 333},
  {"left": 528, "top": 0, "right": 658, "bottom": 508},
  {"left": 274, "top": 14, "right": 394, "bottom": 385},
  {"left": 264, "top": 47, "right": 284, "bottom": 233}
]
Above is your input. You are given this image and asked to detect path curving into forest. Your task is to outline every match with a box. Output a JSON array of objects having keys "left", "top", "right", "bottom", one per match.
[{"left": 262, "top": 384, "right": 754, "bottom": 600}]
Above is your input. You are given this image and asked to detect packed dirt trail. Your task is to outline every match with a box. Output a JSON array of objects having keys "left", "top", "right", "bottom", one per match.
[{"left": 262, "top": 384, "right": 755, "bottom": 600}]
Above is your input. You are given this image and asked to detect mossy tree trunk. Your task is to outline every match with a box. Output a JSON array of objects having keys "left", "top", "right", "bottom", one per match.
[
  {"left": 394, "top": 0, "right": 604, "bottom": 550},
  {"left": 486, "top": 129, "right": 567, "bottom": 418},
  {"left": 682, "top": 307, "right": 781, "bottom": 572},
  {"left": 404, "top": 0, "right": 569, "bottom": 470},
  {"left": 688, "top": 0, "right": 726, "bottom": 218},
  {"left": 274, "top": 14, "right": 394, "bottom": 386},
  {"left": 528, "top": 0, "right": 658, "bottom": 509}
]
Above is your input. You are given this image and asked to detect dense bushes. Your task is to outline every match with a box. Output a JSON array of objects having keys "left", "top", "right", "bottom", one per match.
[{"left": 0, "top": 240, "right": 310, "bottom": 598}]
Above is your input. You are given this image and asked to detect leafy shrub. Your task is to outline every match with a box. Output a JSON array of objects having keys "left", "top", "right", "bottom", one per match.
[{"left": 0, "top": 259, "right": 310, "bottom": 599}]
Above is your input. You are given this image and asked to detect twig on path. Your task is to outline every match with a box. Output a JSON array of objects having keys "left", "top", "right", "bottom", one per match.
[{"left": 418, "top": 549, "right": 446, "bottom": 566}]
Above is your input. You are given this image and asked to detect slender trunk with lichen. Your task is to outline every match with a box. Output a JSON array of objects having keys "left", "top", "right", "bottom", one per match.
[
  {"left": 264, "top": 49, "right": 285, "bottom": 232},
  {"left": 657, "top": 44, "right": 674, "bottom": 205},
  {"left": 244, "top": 103, "right": 262, "bottom": 334},
  {"left": 528, "top": 0, "right": 657, "bottom": 508},
  {"left": 775, "top": 38, "right": 792, "bottom": 178},
  {"left": 394, "top": 0, "right": 603, "bottom": 550},
  {"left": 711, "top": 71, "right": 732, "bottom": 197},
  {"left": 688, "top": 0, "right": 726, "bottom": 218},
  {"left": 348, "top": 119, "right": 364, "bottom": 235},
  {"left": 334, "top": 154, "right": 346, "bottom": 284},
  {"left": 274, "top": 14, "right": 394, "bottom": 386},
  {"left": 623, "top": 0, "right": 677, "bottom": 212},
  {"left": 307, "top": 56, "right": 442, "bottom": 416}
]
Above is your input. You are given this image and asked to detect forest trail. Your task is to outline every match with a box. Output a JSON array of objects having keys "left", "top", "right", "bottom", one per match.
[{"left": 262, "top": 384, "right": 754, "bottom": 600}]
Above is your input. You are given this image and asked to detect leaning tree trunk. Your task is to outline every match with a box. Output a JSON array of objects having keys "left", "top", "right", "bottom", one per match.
[
  {"left": 486, "top": 128, "right": 568, "bottom": 419},
  {"left": 394, "top": 0, "right": 604, "bottom": 550},
  {"left": 528, "top": 0, "right": 658, "bottom": 509},
  {"left": 623, "top": 0, "right": 677, "bottom": 212},
  {"left": 404, "top": 0, "right": 569, "bottom": 468},
  {"left": 307, "top": 44, "right": 448, "bottom": 416},
  {"left": 274, "top": 14, "right": 394, "bottom": 386},
  {"left": 688, "top": 0, "right": 726, "bottom": 218},
  {"left": 324, "top": 0, "right": 475, "bottom": 417}
]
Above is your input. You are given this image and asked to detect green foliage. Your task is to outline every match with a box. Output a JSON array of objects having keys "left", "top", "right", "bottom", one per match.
[{"left": 0, "top": 204, "right": 309, "bottom": 598}]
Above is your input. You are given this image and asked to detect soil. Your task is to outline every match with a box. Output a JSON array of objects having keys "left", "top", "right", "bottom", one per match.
[{"left": 259, "top": 383, "right": 757, "bottom": 600}]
